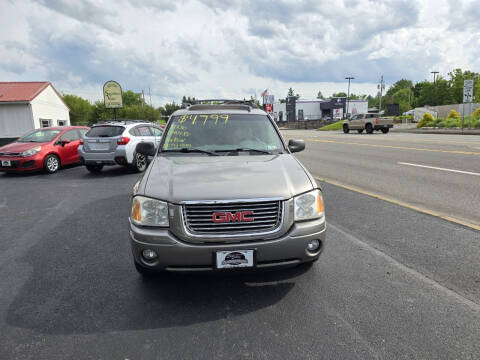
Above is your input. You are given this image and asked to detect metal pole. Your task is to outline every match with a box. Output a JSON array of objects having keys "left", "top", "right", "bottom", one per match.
[
  {"left": 431, "top": 71, "right": 439, "bottom": 106},
  {"left": 345, "top": 76, "right": 354, "bottom": 118}
]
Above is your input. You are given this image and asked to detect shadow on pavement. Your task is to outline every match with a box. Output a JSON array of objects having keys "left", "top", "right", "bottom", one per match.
[{"left": 7, "top": 194, "right": 306, "bottom": 335}]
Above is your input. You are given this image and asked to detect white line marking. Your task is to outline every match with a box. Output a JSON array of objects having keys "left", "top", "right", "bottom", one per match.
[
  {"left": 329, "top": 223, "right": 480, "bottom": 311},
  {"left": 398, "top": 162, "right": 480, "bottom": 176}
]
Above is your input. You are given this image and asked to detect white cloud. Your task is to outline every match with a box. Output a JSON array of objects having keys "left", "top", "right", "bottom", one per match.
[{"left": 0, "top": 0, "right": 478, "bottom": 106}]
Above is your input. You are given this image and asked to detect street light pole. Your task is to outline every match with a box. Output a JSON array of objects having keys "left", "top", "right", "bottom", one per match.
[
  {"left": 345, "top": 76, "right": 354, "bottom": 118},
  {"left": 431, "top": 71, "right": 439, "bottom": 106},
  {"left": 378, "top": 75, "right": 385, "bottom": 113}
]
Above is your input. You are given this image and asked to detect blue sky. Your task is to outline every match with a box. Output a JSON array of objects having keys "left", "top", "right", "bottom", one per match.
[{"left": 1, "top": 0, "right": 479, "bottom": 106}]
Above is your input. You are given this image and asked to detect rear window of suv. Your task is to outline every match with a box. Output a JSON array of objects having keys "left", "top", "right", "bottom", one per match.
[{"left": 86, "top": 126, "right": 125, "bottom": 137}]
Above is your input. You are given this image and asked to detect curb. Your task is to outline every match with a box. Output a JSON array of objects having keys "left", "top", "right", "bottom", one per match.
[{"left": 392, "top": 128, "right": 480, "bottom": 135}]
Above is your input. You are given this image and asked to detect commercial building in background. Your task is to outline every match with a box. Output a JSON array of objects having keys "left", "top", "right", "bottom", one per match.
[
  {"left": 273, "top": 97, "right": 368, "bottom": 122},
  {"left": 0, "top": 82, "right": 70, "bottom": 144}
]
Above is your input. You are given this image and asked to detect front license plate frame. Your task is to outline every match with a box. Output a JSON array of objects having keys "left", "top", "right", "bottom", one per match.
[{"left": 215, "top": 249, "right": 255, "bottom": 269}]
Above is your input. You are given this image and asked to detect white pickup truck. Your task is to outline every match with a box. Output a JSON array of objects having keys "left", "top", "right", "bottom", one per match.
[{"left": 343, "top": 113, "right": 394, "bottom": 134}]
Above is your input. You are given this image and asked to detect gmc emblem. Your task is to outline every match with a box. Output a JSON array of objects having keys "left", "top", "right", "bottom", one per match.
[{"left": 212, "top": 211, "right": 254, "bottom": 223}]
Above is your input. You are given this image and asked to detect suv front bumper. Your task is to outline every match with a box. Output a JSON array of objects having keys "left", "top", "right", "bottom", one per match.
[{"left": 129, "top": 217, "right": 326, "bottom": 272}]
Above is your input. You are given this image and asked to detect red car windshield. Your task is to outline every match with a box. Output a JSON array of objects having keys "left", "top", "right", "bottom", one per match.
[{"left": 18, "top": 129, "right": 62, "bottom": 143}]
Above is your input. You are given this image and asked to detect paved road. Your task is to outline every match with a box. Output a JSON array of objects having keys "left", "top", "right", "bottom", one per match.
[
  {"left": 283, "top": 130, "right": 480, "bottom": 227},
  {"left": 1, "top": 165, "right": 479, "bottom": 359}
]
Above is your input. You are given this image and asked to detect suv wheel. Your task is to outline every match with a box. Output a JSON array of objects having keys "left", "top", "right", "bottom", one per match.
[
  {"left": 365, "top": 123, "right": 374, "bottom": 134},
  {"left": 132, "top": 153, "right": 148, "bottom": 172},
  {"left": 343, "top": 124, "right": 350, "bottom": 133},
  {"left": 381, "top": 128, "right": 390, "bottom": 134},
  {"left": 43, "top": 154, "right": 60, "bottom": 174},
  {"left": 86, "top": 164, "right": 104, "bottom": 173}
]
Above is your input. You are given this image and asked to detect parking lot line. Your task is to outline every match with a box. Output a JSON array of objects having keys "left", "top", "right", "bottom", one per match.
[
  {"left": 307, "top": 139, "right": 480, "bottom": 156},
  {"left": 398, "top": 162, "right": 480, "bottom": 176},
  {"left": 314, "top": 176, "right": 480, "bottom": 232}
]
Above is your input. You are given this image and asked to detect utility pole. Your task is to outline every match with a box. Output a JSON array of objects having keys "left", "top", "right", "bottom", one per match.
[
  {"left": 431, "top": 71, "right": 439, "bottom": 106},
  {"left": 345, "top": 76, "right": 354, "bottom": 118},
  {"left": 378, "top": 75, "right": 385, "bottom": 113},
  {"left": 148, "top": 87, "right": 152, "bottom": 107},
  {"left": 141, "top": 90, "right": 145, "bottom": 109}
]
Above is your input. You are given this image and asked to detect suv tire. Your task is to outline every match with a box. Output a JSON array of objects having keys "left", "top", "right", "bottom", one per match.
[
  {"left": 343, "top": 124, "right": 350, "bottom": 133},
  {"left": 365, "top": 123, "right": 374, "bottom": 134},
  {"left": 86, "top": 164, "right": 104, "bottom": 173},
  {"left": 381, "top": 128, "right": 390, "bottom": 134},
  {"left": 43, "top": 154, "right": 60, "bottom": 174},
  {"left": 131, "top": 153, "right": 148, "bottom": 172}
]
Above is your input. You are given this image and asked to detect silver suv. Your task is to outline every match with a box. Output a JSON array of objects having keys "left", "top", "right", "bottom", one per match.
[
  {"left": 129, "top": 101, "right": 326, "bottom": 274},
  {"left": 78, "top": 120, "right": 163, "bottom": 172}
]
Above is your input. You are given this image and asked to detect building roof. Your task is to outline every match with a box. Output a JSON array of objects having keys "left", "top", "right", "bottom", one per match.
[{"left": 0, "top": 82, "right": 68, "bottom": 109}]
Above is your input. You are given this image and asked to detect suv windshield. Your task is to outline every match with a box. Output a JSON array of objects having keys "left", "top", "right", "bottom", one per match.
[
  {"left": 18, "top": 129, "right": 61, "bottom": 142},
  {"left": 86, "top": 126, "right": 125, "bottom": 137},
  {"left": 161, "top": 114, "right": 284, "bottom": 154}
]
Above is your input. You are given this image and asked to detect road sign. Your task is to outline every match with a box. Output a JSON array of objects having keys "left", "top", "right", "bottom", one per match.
[
  {"left": 265, "top": 104, "right": 273, "bottom": 113},
  {"left": 463, "top": 79, "right": 474, "bottom": 103},
  {"left": 103, "top": 81, "right": 123, "bottom": 108}
]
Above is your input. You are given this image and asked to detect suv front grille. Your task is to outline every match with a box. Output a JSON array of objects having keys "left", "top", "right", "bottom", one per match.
[{"left": 183, "top": 200, "right": 282, "bottom": 234}]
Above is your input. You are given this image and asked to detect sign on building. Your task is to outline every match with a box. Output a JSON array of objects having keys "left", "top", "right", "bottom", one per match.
[
  {"left": 103, "top": 81, "right": 123, "bottom": 108},
  {"left": 463, "top": 79, "right": 474, "bottom": 103},
  {"left": 264, "top": 95, "right": 274, "bottom": 104},
  {"left": 265, "top": 103, "right": 273, "bottom": 113}
]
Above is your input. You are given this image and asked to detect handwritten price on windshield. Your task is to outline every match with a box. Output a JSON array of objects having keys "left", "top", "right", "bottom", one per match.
[{"left": 179, "top": 114, "right": 229, "bottom": 125}]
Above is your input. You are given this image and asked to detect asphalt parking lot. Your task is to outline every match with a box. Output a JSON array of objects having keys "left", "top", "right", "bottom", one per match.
[{"left": 1, "top": 161, "right": 479, "bottom": 360}]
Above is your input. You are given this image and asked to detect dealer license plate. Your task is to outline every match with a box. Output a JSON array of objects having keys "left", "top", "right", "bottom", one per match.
[
  {"left": 89, "top": 142, "right": 109, "bottom": 151},
  {"left": 1, "top": 160, "right": 11, "bottom": 167},
  {"left": 216, "top": 250, "right": 254, "bottom": 269}
]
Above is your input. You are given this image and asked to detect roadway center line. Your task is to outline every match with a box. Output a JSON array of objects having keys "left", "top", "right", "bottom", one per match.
[
  {"left": 398, "top": 162, "right": 480, "bottom": 176},
  {"left": 305, "top": 139, "right": 480, "bottom": 156}
]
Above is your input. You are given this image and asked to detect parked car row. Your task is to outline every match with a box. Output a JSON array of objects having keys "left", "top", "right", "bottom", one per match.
[{"left": 0, "top": 120, "right": 163, "bottom": 174}]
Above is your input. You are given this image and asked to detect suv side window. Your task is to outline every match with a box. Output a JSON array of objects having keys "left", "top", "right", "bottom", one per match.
[
  {"left": 129, "top": 127, "right": 140, "bottom": 136},
  {"left": 350, "top": 115, "right": 358, "bottom": 121},
  {"left": 137, "top": 126, "right": 152, "bottom": 136},
  {"left": 60, "top": 130, "right": 79, "bottom": 141},
  {"left": 150, "top": 127, "right": 163, "bottom": 136}
]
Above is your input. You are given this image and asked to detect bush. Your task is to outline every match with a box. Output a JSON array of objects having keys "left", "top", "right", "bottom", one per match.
[
  {"left": 431, "top": 118, "right": 444, "bottom": 127},
  {"left": 416, "top": 113, "right": 435, "bottom": 128},
  {"left": 472, "top": 107, "right": 480, "bottom": 120},
  {"left": 443, "top": 118, "right": 460, "bottom": 128},
  {"left": 447, "top": 109, "right": 460, "bottom": 120}
]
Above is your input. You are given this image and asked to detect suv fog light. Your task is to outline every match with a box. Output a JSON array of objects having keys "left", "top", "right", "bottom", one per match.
[
  {"left": 306, "top": 239, "right": 320, "bottom": 253},
  {"left": 142, "top": 249, "right": 158, "bottom": 260}
]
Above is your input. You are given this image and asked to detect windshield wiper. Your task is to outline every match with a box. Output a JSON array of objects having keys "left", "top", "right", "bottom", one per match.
[
  {"left": 162, "top": 148, "right": 219, "bottom": 156},
  {"left": 215, "top": 148, "right": 274, "bottom": 155}
]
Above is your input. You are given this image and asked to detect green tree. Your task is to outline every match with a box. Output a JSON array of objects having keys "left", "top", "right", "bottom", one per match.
[
  {"left": 332, "top": 92, "right": 347, "bottom": 98},
  {"left": 316, "top": 91, "right": 324, "bottom": 99},
  {"left": 62, "top": 94, "right": 93, "bottom": 125},
  {"left": 448, "top": 69, "right": 480, "bottom": 104},
  {"left": 122, "top": 90, "right": 143, "bottom": 107},
  {"left": 386, "top": 79, "right": 413, "bottom": 97},
  {"left": 392, "top": 88, "right": 411, "bottom": 114}
]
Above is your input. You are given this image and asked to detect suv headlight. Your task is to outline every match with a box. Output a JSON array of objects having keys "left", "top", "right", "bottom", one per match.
[
  {"left": 294, "top": 189, "right": 324, "bottom": 221},
  {"left": 22, "top": 146, "right": 41, "bottom": 157},
  {"left": 131, "top": 196, "right": 169, "bottom": 227}
]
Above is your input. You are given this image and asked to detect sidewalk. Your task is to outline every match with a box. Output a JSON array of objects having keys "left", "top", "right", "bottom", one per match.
[{"left": 391, "top": 124, "right": 480, "bottom": 135}]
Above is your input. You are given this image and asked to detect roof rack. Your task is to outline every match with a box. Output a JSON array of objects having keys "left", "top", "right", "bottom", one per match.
[
  {"left": 94, "top": 119, "right": 151, "bottom": 126},
  {"left": 186, "top": 99, "right": 258, "bottom": 112}
]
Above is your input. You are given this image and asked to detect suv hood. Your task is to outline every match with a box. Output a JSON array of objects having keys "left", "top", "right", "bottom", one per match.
[{"left": 144, "top": 154, "right": 314, "bottom": 203}]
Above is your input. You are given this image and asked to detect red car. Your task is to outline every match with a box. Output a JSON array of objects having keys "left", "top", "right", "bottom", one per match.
[{"left": 0, "top": 126, "right": 89, "bottom": 174}]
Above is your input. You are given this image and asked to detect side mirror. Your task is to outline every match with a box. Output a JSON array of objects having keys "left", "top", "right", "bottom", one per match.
[
  {"left": 60, "top": 139, "right": 71, "bottom": 146},
  {"left": 136, "top": 142, "right": 156, "bottom": 156},
  {"left": 288, "top": 139, "right": 305, "bottom": 153}
]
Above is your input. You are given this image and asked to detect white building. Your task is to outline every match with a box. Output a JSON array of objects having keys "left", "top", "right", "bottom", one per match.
[
  {"left": 273, "top": 98, "right": 368, "bottom": 121},
  {"left": 0, "top": 82, "right": 70, "bottom": 139}
]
